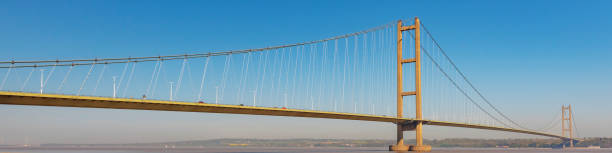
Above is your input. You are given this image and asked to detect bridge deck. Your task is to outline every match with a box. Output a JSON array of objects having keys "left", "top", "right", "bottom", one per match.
[{"left": 0, "top": 91, "right": 570, "bottom": 140}]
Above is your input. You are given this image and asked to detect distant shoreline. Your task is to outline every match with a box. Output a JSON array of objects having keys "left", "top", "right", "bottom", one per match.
[{"left": 2, "top": 138, "right": 609, "bottom": 149}]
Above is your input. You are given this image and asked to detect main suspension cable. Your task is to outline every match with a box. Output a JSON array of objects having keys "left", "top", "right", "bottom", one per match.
[
  {"left": 420, "top": 22, "right": 530, "bottom": 130},
  {"left": 406, "top": 28, "right": 515, "bottom": 128},
  {"left": 535, "top": 111, "right": 561, "bottom": 131},
  {"left": 0, "top": 22, "right": 394, "bottom": 69}
]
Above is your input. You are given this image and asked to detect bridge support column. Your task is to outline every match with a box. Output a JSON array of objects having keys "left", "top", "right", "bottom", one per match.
[
  {"left": 390, "top": 17, "right": 431, "bottom": 152},
  {"left": 390, "top": 18, "right": 410, "bottom": 152},
  {"left": 389, "top": 124, "right": 410, "bottom": 151},
  {"left": 562, "top": 105, "right": 574, "bottom": 148}
]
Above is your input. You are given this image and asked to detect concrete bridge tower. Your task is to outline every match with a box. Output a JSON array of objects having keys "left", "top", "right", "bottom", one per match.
[
  {"left": 562, "top": 105, "right": 574, "bottom": 148},
  {"left": 389, "top": 17, "right": 431, "bottom": 152}
]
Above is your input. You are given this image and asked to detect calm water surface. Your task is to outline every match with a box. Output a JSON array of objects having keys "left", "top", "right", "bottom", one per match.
[{"left": 1, "top": 147, "right": 610, "bottom": 153}]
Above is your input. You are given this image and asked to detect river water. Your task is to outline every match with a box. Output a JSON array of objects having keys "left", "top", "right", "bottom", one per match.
[{"left": 1, "top": 147, "right": 610, "bottom": 153}]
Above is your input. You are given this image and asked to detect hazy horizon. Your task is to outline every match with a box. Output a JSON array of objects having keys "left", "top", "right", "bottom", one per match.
[{"left": 1, "top": 0, "right": 611, "bottom": 145}]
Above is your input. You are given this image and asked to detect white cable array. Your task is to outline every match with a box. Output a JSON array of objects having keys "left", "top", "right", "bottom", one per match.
[
  {"left": 241, "top": 52, "right": 252, "bottom": 104},
  {"left": 197, "top": 57, "right": 211, "bottom": 102},
  {"left": 276, "top": 48, "right": 285, "bottom": 107},
  {"left": 42, "top": 65, "right": 56, "bottom": 91},
  {"left": 290, "top": 47, "right": 298, "bottom": 108},
  {"left": 317, "top": 43, "right": 327, "bottom": 110},
  {"left": 341, "top": 38, "right": 348, "bottom": 112},
  {"left": 219, "top": 54, "right": 232, "bottom": 102},
  {"left": 151, "top": 60, "right": 163, "bottom": 98},
  {"left": 0, "top": 65, "right": 12, "bottom": 90},
  {"left": 252, "top": 52, "right": 264, "bottom": 106},
  {"left": 306, "top": 45, "right": 315, "bottom": 110},
  {"left": 174, "top": 58, "right": 187, "bottom": 99},
  {"left": 116, "top": 61, "right": 129, "bottom": 93},
  {"left": 146, "top": 59, "right": 160, "bottom": 97},
  {"left": 0, "top": 23, "right": 408, "bottom": 120},
  {"left": 352, "top": 36, "right": 358, "bottom": 113},
  {"left": 20, "top": 68, "right": 35, "bottom": 91},
  {"left": 57, "top": 66, "right": 73, "bottom": 91},
  {"left": 121, "top": 62, "right": 136, "bottom": 97},
  {"left": 92, "top": 64, "right": 107, "bottom": 95},
  {"left": 77, "top": 64, "right": 95, "bottom": 96},
  {"left": 331, "top": 40, "right": 338, "bottom": 111}
]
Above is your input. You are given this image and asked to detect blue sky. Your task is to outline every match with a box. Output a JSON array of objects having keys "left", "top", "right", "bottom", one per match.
[{"left": 0, "top": 0, "right": 611, "bottom": 144}]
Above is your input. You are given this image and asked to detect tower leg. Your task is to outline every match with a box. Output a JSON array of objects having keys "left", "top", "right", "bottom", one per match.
[
  {"left": 389, "top": 124, "right": 410, "bottom": 151},
  {"left": 410, "top": 17, "right": 431, "bottom": 152},
  {"left": 410, "top": 122, "right": 431, "bottom": 152}
]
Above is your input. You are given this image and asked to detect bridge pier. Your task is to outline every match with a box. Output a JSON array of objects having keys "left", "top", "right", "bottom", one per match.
[
  {"left": 389, "top": 124, "right": 411, "bottom": 151},
  {"left": 390, "top": 121, "right": 431, "bottom": 151}
]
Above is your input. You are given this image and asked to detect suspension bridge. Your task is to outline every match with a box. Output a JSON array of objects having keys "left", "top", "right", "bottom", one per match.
[{"left": 0, "top": 17, "right": 580, "bottom": 151}]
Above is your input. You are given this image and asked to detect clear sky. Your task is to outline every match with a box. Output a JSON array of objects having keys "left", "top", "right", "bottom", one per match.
[{"left": 0, "top": 0, "right": 611, "bottom": 145}]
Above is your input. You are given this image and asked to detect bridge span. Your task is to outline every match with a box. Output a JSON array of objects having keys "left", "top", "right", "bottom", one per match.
[
  {"left": 0, "top": 91, "right": 570, "bottom": 140},
  {"left": 0, "top": 17, "right": 581, "bottom": 151}
]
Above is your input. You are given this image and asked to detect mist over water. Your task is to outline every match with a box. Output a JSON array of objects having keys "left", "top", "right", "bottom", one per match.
[{"left": 1, "top": 147, "right": 610, "bottom": 153}]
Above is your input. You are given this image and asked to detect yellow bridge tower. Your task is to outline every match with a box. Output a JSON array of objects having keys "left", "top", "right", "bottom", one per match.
[
  {"left": 562, "top": 104, "right": 574, "bottom": 148},
  {"left": 389, "top": 17, "right": 432, "bottom": 152}
]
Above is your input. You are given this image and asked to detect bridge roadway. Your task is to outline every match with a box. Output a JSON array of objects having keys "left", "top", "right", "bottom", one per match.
[{"left": 0, "top": 91, "right": 571, "bottom": 140}]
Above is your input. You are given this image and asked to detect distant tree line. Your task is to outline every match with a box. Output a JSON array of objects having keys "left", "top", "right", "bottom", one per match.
[{"left": 41, "top": 138, "right": 612, "bottom": 148}]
